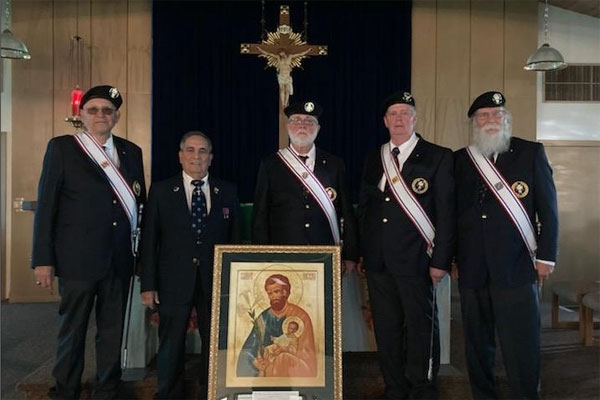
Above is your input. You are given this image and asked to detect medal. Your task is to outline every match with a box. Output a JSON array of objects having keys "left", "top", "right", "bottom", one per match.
[
  {"left": 511, "top": 180, "right": 529, "bottom": 198},
  {"left": 411, "top": 177, "right": 429, "bottom": 194}
]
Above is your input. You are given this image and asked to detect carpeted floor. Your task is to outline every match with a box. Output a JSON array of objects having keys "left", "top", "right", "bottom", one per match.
[{"left": 3, "top": 296, "right": 599, "bottom": 399}]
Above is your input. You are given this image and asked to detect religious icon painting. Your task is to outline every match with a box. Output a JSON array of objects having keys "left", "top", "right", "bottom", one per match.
[{"left": 209, "top": 245, "right": 342, "bottom": 400}]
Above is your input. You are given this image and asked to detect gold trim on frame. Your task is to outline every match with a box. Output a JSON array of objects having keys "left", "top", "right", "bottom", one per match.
[{"left": 208, "top": 245, "right": 342, "bottom": 400}]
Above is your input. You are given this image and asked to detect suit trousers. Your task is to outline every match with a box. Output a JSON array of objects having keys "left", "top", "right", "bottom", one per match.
[
  {"left": 460, "top": 284, "right": 540, "bottom": 399},
  {"left": 156, "top": 270, "right": 212, "bottom": 399},
  {"left": 366, "top": 269, "right": 439, "bottom": 398},
  {"left": 51, "top": 271, "right": 129, "bottom": 399}
]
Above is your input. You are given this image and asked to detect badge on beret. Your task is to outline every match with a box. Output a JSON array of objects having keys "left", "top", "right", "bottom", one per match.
[
  {"left": 492, "top": 93, "right": 503, "bottom": 105},
  {"left": 325, "top": 187, "right": 337, "bottom": 201},
  {"left": 402, "top": 92, "right": 413, "bottom": 102},
  {"left": 511, "top": 181, "right": 529, "bottom": 198},
  {"left": 304, "top": 102, "right": 315, "bottom": 113},
  {"left": 132, "top": 181, "right": 141, "bottom": 196},
  {"left": 411, "top": 178, "right": 429, "bottom": 194},
  {"left": 109, "top": 87, "right": 120, "bottom": 99}
]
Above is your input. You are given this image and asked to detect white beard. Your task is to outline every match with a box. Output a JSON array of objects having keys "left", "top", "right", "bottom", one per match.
[
  {"left": 288, "top": 126, "right": 319, "bottom": 148},
  {"left": 471, "top": 118, "right": 512, "bottom": 157}
]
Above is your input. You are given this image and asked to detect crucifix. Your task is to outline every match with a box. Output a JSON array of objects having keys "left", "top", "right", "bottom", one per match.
[{"left": 241, "top": 4, "right": 328, "bottom": 148}]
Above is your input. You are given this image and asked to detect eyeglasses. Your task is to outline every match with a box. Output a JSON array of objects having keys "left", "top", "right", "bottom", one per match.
[
  {"left": 288, "top": 117, "right": 318, "bottom": 126},
  {"left": 386, "top": 110, "right": 413, "bottom": 119},
  {"left": 475, "top": 110, "right": 506, "bottom": 121},
  {"left": 84, "top": 107, "right": 116, "bottom": 116}
]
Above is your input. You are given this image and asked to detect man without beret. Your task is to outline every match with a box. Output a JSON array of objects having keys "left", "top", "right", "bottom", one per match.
[
  {"left": 252, "top": 100, "right": 359, "bottom": 276},
  {"left": 358, "top": 91, "right": 455, "bottom": 399},
  {"left": 453, "top": 91, "right": 558, "bottom": 398},
  {"left": 32, "top": 85, "right": 146, "bottom": 399}
]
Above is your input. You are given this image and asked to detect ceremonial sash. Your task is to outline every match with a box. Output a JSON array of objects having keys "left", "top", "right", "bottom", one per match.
[
  {"left": 277, "top": 148, "right": 341, "bottom": 244},
  {"left": 466, "top": 145, "right": 537, "bottom": 258},
  {"left": 73, "top": 132, "right": 138, "bottom": 240},
  {"left": 381, "top": 144, "right": 435, "bottom": 257}
]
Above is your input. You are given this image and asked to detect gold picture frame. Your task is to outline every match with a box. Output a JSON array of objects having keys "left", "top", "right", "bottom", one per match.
[{"left": 208, "top": 245, "right": 342, "bottom": 400}]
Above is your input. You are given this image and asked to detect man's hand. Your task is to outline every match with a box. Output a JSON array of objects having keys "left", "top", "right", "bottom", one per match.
[
  {"left": 141, "top": 291, "right": 160, "bottom": 309},
  {"left": 450, "top": 263, "right": 459, "bottom": 280},
  {"left": 34, "top": 266, "right": 55, "bottom": 289},
  {"left": 535, "top": 261, "right": 554, "bottom": 287},
  {"left": 342, "top": 260, "right": 357, "bottom": 275},
  {"left": 429, "top": 266, "right": 447, "bottom": 288}
]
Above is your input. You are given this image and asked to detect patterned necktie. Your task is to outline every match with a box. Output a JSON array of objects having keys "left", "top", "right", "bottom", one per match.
[
  {"left": 391, "top": 147, "right": 400, "bottom": 170},
  {"left": 191, "top": 179, "right": 207, "bottom": 238}
]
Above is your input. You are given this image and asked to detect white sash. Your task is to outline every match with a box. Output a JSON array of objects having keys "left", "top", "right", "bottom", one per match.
[
  {"left": 277, "top": 148, "right": 341, "bottom": 244},
  {"left": 381, "top": 143, "right": 435, "bottom": 257},
  {"left": 73, "top": 132, "right": 138, "bottom": 239},
  {"left": 466, "top": 145, "right": 537, "bottom": 258}
]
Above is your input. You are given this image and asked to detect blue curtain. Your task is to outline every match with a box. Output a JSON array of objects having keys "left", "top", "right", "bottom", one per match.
[{"left": 152, "top": 1, "right": 411, "bottom": 202}]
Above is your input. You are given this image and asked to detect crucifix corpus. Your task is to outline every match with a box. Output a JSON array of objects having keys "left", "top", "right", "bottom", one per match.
[{"left": 241, "top": 4, "right": 328, "bottom": 148}]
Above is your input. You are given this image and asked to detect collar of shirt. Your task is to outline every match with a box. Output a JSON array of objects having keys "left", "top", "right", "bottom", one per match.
[
  {"left": 379, "top": 133, "right": 420, "bottom": 191},
  {"left": 290, "top": 144, "right": 317, "bottom": 172},
  {"left": 182, "top": 171, "right": 212, "bottom": 213}
]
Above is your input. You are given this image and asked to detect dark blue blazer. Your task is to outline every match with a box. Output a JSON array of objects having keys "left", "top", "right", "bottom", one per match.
[
  {"left": 252, "top": 147, "right": 358, "bottom": 261},
  {"left": 140, "top": 174, "right": 240, "bottom": 304},
  {"left": 358, "top": 136, "right": 455, "bottom": 276},
  {"left": 31, "top": 135, "right": 146, "bottom": 281},
  {"left": 454, "top": 137, "right": 559, "bottom": 289}
]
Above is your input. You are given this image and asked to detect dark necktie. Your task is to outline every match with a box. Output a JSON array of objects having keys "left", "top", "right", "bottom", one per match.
[
  {"left": 391, "top": 147, "right": 400, "bottom": 170},
  {"left": 191, "top": 179, "right": 207, "bottom": 238},
  {"left": 298, "top": 155, "right": 308, "bottom": 164}
]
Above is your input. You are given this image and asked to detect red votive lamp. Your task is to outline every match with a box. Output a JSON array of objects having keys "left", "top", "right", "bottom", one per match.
[{"left": 71, "top": 88, "right": 84, "bottom": 116}]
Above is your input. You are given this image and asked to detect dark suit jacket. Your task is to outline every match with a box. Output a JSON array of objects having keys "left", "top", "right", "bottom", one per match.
[
  {"left": 454, "top": 137, "right": 559, "bottom": 289},
  {"left": 31, "top": 134, "right": 146, "bottom": 281},
  {"left": 358, "top": 136, "right": 455, "bottom": 276},
  {"left": 140, "top": 174, "right": 240, "bottom": 305},
  {"left": 252, "top": 147, "right": 358, "bottom": 261}
]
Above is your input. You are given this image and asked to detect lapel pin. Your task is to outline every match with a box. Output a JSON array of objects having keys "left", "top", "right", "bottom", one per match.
[
  {"left": 214, "top": 187, "right": 220, "bottom": 194},
  {"left": 173, "top": 186, "right": 180, "bottom": 192}
]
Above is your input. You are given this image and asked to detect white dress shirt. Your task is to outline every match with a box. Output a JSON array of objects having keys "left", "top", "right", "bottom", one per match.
[
  {"left": 378, "top": 133, "right": 419, "bottom": 191},
  {"left": 290, "top": 144, "right": 317, "bottom": 172},
  {"left": 101, "top": 135, "right": 120, "bottom": 168}
]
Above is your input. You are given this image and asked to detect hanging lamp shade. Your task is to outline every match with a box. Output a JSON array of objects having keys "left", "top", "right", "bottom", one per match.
[
  {"left": 524, "top": 43, "right": 566, "bottom": 71},
  {"left": 1, "top": 28, "right": 31, "bottom": 60}
]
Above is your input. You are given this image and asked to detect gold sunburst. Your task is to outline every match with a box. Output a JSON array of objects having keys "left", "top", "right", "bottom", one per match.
[{"left": 258, "top": 30, "right": 309, "bottom": 69}]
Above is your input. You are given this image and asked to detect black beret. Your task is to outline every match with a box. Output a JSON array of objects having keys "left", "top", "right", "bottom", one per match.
[
  {"left": 284, "top": 101, "right": 323, "bottom": 118},
  {"left": 80, "top": 85, "right": 123, "bottom": 109},
  {"left": 381, "top": 91, "right": 415, "bottom": 115},
  {"left": 467, "top": 91, "right": 505, "bottom": 118}
]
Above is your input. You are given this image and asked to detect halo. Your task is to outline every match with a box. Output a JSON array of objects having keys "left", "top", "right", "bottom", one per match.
[
  {"left": 282, "top": 315, "right": 304, "bottom": 337},
  {"left": 253, "top": 264, "right": 304, "bottom": 311}
]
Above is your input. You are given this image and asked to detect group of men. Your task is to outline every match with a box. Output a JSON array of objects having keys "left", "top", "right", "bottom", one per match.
[{"left": 32, "top": 84, "right": 558, "bottom": 400}]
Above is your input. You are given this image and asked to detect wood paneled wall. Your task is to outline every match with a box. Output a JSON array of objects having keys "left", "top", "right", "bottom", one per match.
[
  {"left": 7, "top": 0, "right": 151, "bottom": 302},
  {"left": 412, "top": 0, "right": 537, "bottom": 149}
]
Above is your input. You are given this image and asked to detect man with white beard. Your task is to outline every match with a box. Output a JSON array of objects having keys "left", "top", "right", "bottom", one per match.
[
  {"left": 252, "top": 100, "right": 358, "bottom": 271},
  {"left": 453, "top": 91, "right": 559, "bottom": 399}
]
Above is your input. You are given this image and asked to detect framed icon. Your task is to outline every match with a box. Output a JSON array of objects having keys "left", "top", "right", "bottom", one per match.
[{"left": 208, "top": 245, "right": 342, "bottom": 400}]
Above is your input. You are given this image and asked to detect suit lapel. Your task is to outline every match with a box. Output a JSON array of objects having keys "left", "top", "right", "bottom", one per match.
[
  {"left": 401, "top": 136, "right": 426, "bottom": 179},
  {"left": 208, "top": 177, "right": 222, "bottom": 221},
  {"left": 113, "top": 137, "right": 131, "bottom": 182},
  {"left": 171, "top": 175, "right": 190, "bottom": 223},
  {"left": 313, "top": 148, "right": 331, "bottom": 186}
]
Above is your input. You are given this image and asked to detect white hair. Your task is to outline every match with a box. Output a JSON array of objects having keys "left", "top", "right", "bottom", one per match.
[{"left": 470, "top": 109, "right": 512, "bottom": 156}]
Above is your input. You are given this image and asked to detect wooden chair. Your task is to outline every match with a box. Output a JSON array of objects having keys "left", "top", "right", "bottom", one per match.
[
  {"left": 551, "top": 281, "right": 600, "bottom": 342},
  {"left": 582, "top": 291, "right": 600, "bottom": 346}
]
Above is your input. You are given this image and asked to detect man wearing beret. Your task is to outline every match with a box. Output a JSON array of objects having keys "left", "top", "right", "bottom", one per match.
[
  {"left": 358, "top": 91, "right": 455, "bottom": 399},
  {"left": 453, "top": 91, "right": 558, "bottom": 399},
  {"left": 252, "top": 100, "right": 358, "bottom": 270},
  {"left": 32, "top": 85, "right": 146, "bottom": 399}
]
